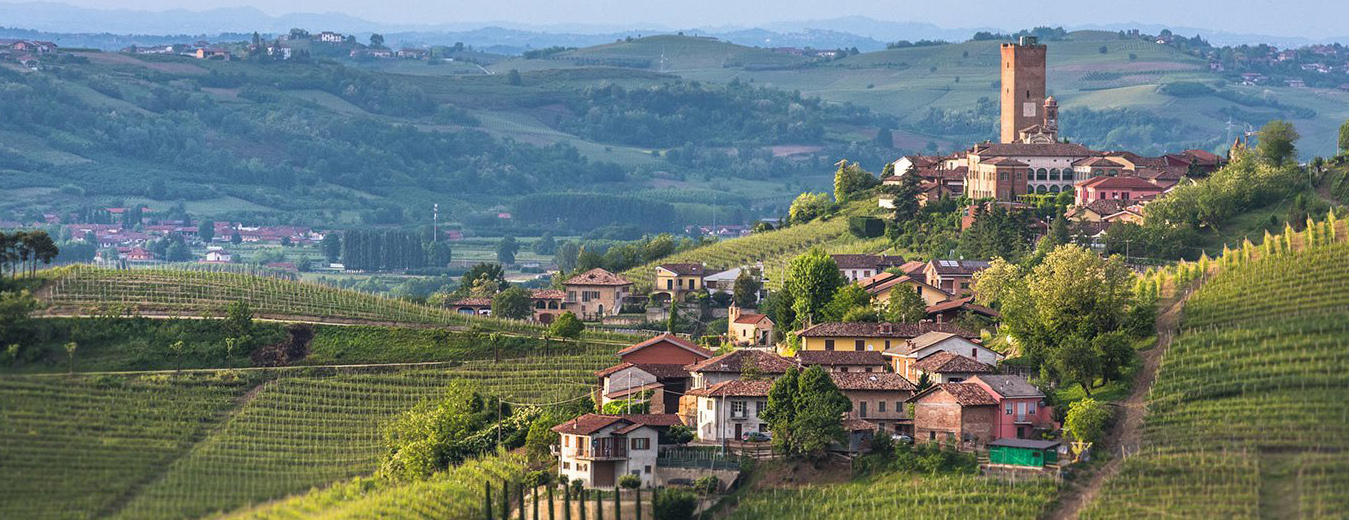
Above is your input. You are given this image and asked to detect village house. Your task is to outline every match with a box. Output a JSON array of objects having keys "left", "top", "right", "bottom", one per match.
[
  {"left": 563, "top": 268, "right": 632, "bottom": 320},
  {"left": 795, "top": 322, "right": 978, "bottom": 353},
  {"left": 856, "top": 271, "right": 951, "bottom": 307},
  {"left": 193, "top": 47, "right": 231, "bottom": 60},
  {"left": 449, "top": 298, "right": 492, "bottom": 315},
  {"left": 202, "top": 247, "right": 232, "bottom": 263},
  {"left": 596, "top": 334, "right": 713, "bottom": 414},
  {"left": 908, "top": 352, "right": 996, "bottom": 383},
  {"left": 686, "top": 379, "right": 773, "bottom": 443},
  {"left": 882, "top": 331, "right": 1003, "bottom": 383},
  {"left": 316, "top": 31, "right": 345, "bottom": 43},
  {"left": 727, "top": 305, "right": 774, "bottom": 347},
  {"left": 552, "top": 414, "right": 682, "bottom": 488},
  {"left": 684, "top": 349, "right": 797, "bottom": 390},
  {"left": 908, "top": 382, "right": 999, "bottom": 447},
  {"left": 1074, "top": 175, "right": 1166, "bottom": 205},
  {"left": 795, "top": 350, "right": 889, "bottom": 373},
  {"left": 831, "top": 372, "right": 917, "bottom": 436},
  {"left": 967, "top": 374, "right": 1057, "bottom": 440},
  {"left": 924, "top": 259, "right": 992, "bottom": 296},
  {"left": 529, "top": 289, "right": 566, "bottom": 324},
  {"left": 831, "top": 254, "right": 907, "bottom": 282},
  {"left": 651, "top": 263, "right": 707, "bottom": 303},
  {"left": 702, "top": 266, "right": 767, "bottom": 301}
]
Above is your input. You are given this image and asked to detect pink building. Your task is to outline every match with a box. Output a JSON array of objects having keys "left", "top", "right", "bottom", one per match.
[
  {"left": 1074, "top": 175, "right": 1165, "bottom": 205},
  {"left": 967, "top": 374, "right": 1057, "bottom": 440}
]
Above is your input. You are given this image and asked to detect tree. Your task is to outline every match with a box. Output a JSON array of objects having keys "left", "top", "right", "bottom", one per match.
[
  {"left": 532, "top": 233, "right": 557, "bottom": 255},
  {"left": 230, "top": 232, "right": 242, "bottom": 245},
  {"left": 224, "top": 301, "right": 253, "bottom": 341},
  {"left": 1255, "top": 120, "right": 1299, "bottom": 166},
  {"left": 874, "top": 127, "right": 894, "bottom": 148},
  {"left": 1065, "top": 397, "right": 1111, "bottom": 444},
  {"left": 788, "top": 192, "right": 835, "bottom": 225},
  {"left": 496, "top": 236, "right": 519, "bottom": 264},
  {"left": 833, "top": 160, "right": 879, "bottom": 203},
  {"left": 883, "top": 286, "right": 927, "bottom": 323},
  {"left": 198, "top": 220, "right": 215, "bottom": 243},
  {"left": 618, "top": 474, "right": 641, "bottom": 490},
  {"left": 784, "top": 248, "right": 845, "bottom": 327},
  {"left": 459, "top": 263, "right": 507, "bottom": 297},
  {"left": 506, "top": 68, "right": 523, "bottom": 86},
  {"left": 762, "top": 366, "right": 800, "bottom": 454},
  {"left": 491, "top": 286, "right": 534, "bottom": 320},
  {"left": 549, "top": 312, "right": 584, "bottom": 341},
  {"left": 821, "top": 283, "right": 871, "bottom": 322},
  {"left": 64, "top": 341, "right": 77, "bottom": 373},
  {"left": 1339, "top": 120, "right": 1349, "bottom": 156},
  {"left": 882, "top": 171, "right": 923, "bottom": 225},
  {"left": 732, "top": 268, "right": 762, "bottom": 308},
  {"left": 321, "top": 233, "right": 342, "bottom": 263},
  {"left": 169, "top": 340, "right": 186, "bottom": 372},
  {"left": 791, "top": 365, "right": 852, "bottom": 457},
  {"left": 369, "top": 33, "right": 385, "bottom": 47},
  {"left": 524, "top": 415, "right": 562, "bottom": 463},
  {"left": 424, "top": 240, "right": 452, "bottom": 267},
  {"left": 165, "top": 241, "right": 192, "bottom": 262},
  {"left": 652, "top": 488, "right": 697, "bottom": 520},
  {"left": 0, "top": 290, "right": 38, "bottom": 349}
]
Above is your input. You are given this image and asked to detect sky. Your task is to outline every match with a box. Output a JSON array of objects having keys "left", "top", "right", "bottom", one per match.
[{"left": 25, "top": 0, "right": 1349, "bottom": 39}]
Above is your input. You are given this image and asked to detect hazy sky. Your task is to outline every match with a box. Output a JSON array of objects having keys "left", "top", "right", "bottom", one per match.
[{"left": 37, "top": 0, "right": 1349, "bottom": 38}]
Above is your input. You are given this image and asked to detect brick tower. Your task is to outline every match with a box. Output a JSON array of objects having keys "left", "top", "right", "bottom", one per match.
[{"left": 1000, "top": 36, "right": 1047, "bottom": 143}]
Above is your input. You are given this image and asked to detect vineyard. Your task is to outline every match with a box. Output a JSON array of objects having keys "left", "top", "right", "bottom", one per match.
[
  {"left": 725, "top": 472, "right": 1059, "bottom": 519},
  {"left": 620, "top": 200, "right": 899, "bottom": 291},
  {"left": 1081, "top": 234, "right": 1349, "bottom": 518},
  {"left": 35, "top": 265, "right": 638, "bottom": 344},
  {"left": 0, "top": 349, "right": 612, "bottom": 520}
]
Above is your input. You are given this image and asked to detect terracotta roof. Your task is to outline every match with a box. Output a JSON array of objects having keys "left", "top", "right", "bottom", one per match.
[
  {"left": 902, "top": 155, "right": 940, "bottom": 167},
  {"left": 593, "top": 362, "right": 691, "bottom": 380},
  {"left": 733, "top": 313, "right": 771, "bottom": 325},
  {"left": 658, "top": 263, "right": 707, "bottom": 276},
  {"left": 971, "top": 142, "right": 1095, "bottom": 158},
  {"left": 924, "top": 297, "right": 1000, "bottom": 318},
  {"left": 606, "top": 382, "right": 664, "bottom": 400},
  {"left": 530, "top": 289, "right": 565, "bottom": 300},
  {"left": 898, "top": 261, "right": 928, "bottom": 277},
  {"left": 796, "top": 322, "right": 977, "bottom": 339},
  {"left": 1082, "top": 199, "right": 1127, "bottom": 216},
  {"left": 1180, "top": 149, "right": 1223, "bottom": 165},
  {"left": 863, "top": 274, "right": 948, "bottom": 297},
  {"left": 912, "top": 352, "right": 995, "bottom": 374},
  {"left": 831, "top": 254, "right": 906, "bottom": 269},
  {"left": 928, "top": 259, "right": 991, "bottom": 276},
  {"left": 450, "top": 298, "right": 492, "bottom": 307},
  {"left": 1073, "top": 156, "right": 1127, "bottom": 168},
  {"left": 685, "top": 349, "right": 797, "bottom": 374},
  {"left": 970, "top": 374, "right": 1044, "bottom": 398},
  {"left": 842, "top": 418, "right": 878, "bottom": 431},
  {"left": 1078, "top": 176, "right": 1164, "bottom": 190},
  {"left": 829, "top": 372, "right": 916, "bottom": 392},
  {"left": 979, "top": 156, "right": 1030, "bottom": 167},
  {"left": 616, "top": 333, "right": 713, "bottom": 358},
  {"left": 564, "top": 268, "right": 632, "bottom": 286},
  {"left": 686, "top": 379, "right": 773, "bottom": 397},
  {"left": 911, "top": 383, "right": 998, "bottom": 406},
  {"left": 796, "top": 350, "right": 888, "bottom": 367},
  {"left": 550, "top": 414, "right": 681, "bottom": 435}
]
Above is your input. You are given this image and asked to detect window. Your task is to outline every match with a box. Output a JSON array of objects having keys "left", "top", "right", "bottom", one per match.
[
  {"left": 824, "top": 340, "right": 835, "bottom": 351},
  {"left": 1049, "top": 168, "right": 1060, "bottom": 181},
  {"left": 1062, "top": 170, "right": 1074, "bottom": 181},
  {"left": 929, "top": 431, "right": 936, "bottom": 440},
  {"left": 564, "top": 435, "right": 570, "bottom": 447},
  {"left": 706, "top": 400, "right": 713, "bottom": 410},
  {"left": 896, "top": 401, "right": 903, "bottom": 414},
  {"left": 644, "top": 465, "right": 652, "bottom": 474},
  {"left": 631, "top": 438, "right": 650, "bottom": 450},
  {"left": 840, "top": 367, "right": 849, "bottom": 373},
  {"left": 756, "top": 401, "right": 765, "bottom": 417},
  {"left": 1005, "top": 403, "right": 1014, "bottom": 415},
  {"left": 562, "top": 461, "right": 570, "bottom": 470},
  {"left": 1029, "top": 402, "right": 1037, "bottom": 415},
  {"left": 878, "top": 401, "right": 887, "bottom": 413},
  {"left": 731, "top": 400, "right": 747, "bottom": 417},
  {"left": 1036, "top": 168, "right": 1047, "bottom": 180},
  {"left": 854, "top": 340, "right": 864, "bottom": 351},
  {"left": 999, "top": 172, "right": 1008, "bottom": 181},
  {"left": 860, "top": 401, "right": 868, "bottom": 417}
]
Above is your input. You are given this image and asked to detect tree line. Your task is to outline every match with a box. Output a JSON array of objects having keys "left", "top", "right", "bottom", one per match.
[
  {"left": 0, "top": 231, "right": 60, "bottom": 280},
  {"left": 340, "top": 230, "right": 452, "bottom": 271}
]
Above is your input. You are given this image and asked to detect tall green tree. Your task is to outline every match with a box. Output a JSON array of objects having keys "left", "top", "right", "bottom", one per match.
[
  {"left": 792, "top": 365, "right": 851, "bottom": 457},
  {"left": 549, "top": 312, "right": 585, "bottom": 341},
  {"left": 321, "top": 233, "right": 342, "bottom": 263},
  {"left": 1255, "top": 120, "right": 1300, "bottom": 166},
  {"left": 882, "top": 171, "right": 924, "bottom": 225},
  {"left": 1065, "top": 397, "right": 1111, "bottom": 444},
  {"left": 784, "top": 248, "right": 845, "bottom": 327},
  {"left": 762, "top": 366, "right": 800, "bottom": 454},
  {"left": 1339, "top": 120, "right": 1349, "bottom": 156},
  {"left": 820, "top": 283, "right": 871, "bottom": 322},
  {"left": 491, "top": 286, "right": 534, "bottom": 320},
  {"left": 833, "top": 160, "right": 879, "bottom": 203},
  {"left": 197, "top": 220, "right": 215, "bottom": 243},
  {"left": 883, "top": 286, "right": 927, "bottom": 323},
  {"left": 496, "top": 236, "right": 519, "bottom": 264},
  {"left": 732, "top": 268, "right": 762, "bottom": 308}
]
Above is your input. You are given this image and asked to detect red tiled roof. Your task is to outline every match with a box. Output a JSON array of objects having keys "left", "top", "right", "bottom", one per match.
[
  {"left": 971, "top": 142, "right": 1096, "bottom": 157},
  {"left": 796, "top": 322, "right": 977, "bottom": 339},
  {"left": 657, "top": 263, "right": 707, "bottom": 276},
  {"left": 616, "top": 333, "right": 713, "bottom": 359},
  {"left": 551, "top": 414, "right": 681, "bottom": 435},
  {"left": 795, "top": 350, "right": 888, "bottom": 367},
  {"left": 911, "top": 383, "right": 998, "bottom": 406},
  {"left": 970, "top": 374, "right": 1044, "bottom": 398},
  {"left": 842, "top": 418, "right": 878, "bottom": 431},
  {"left": 685, "top": 349, "right": 797, "bottom": 374},
  {"left": 831, "top": 254, "right": 906, "bottom": 269},
  {"left": 733, "top": 313, "right": 771, "bottom": 325},
  {"left": 912, "top": 352, "right": 995, "bottom": 374},
  {"left": 564, "top": 268, "right": 632, "bottom": 286},
  {"left": 829, "top": 372, "right": 916, "bottom": 392},
  {"left": 1073, "top": 156, "right": 1128, "bottom": 168},
  {"left": 685, "top": 379, "right": 773, "bottom": 397},
  {"left": 1078, "top": 176, "right": 1164, "bottom": 190},
  {"left": 530, "top": 289, "right": 565, "bottom": 300},
  {"left": 593, "top": 362, "right": 692, "bottom": 379},
  {"left": 863, "top": 274, "right": 947, "bottom": 297},
  {"left": 924, "top": 297, "right": 1000, "bottom": 318},
  {"left": 928, "top": 259, "right": 991, "bottom": 277},
  {"left": 451, "top": 298, "right": 492, "bottom": 307},
  {"left": 979, "top": 156, "right": 1030, "bottom": 167}
]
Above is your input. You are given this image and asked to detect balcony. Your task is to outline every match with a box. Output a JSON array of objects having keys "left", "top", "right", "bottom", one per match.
[
  {"left": 1014, "top": 414, "right": 1033, "bottom": 424},
  {"left": 729, "top": 410, "right": 750, "bottom": 421},
  {"left": 567, "top": 439, "right": 628, "bottom": 460}
]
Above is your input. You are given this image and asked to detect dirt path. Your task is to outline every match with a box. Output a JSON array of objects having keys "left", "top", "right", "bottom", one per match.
[{"left": 1044, "top": 285, "right": 1196, "bottom": 520}]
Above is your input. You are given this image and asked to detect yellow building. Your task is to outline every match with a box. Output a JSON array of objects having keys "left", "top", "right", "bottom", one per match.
[
  {"left": 857, "top": 272, "right": 951, "bottom": 307},
  {"left": 563, "top": 268, "right": 632, "bottom": 320},
  {"left": 727, "top": 305, "right": 774, "bottom": 347},
  {"left": 651, "top": 263, "right": 707, "bottom": 303},
  {"left": 795, "top": 322, "right": 977, "bottom": 353}
]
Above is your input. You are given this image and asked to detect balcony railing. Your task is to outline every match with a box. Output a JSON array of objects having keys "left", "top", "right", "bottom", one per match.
[{"left": 1014, "top": 414, "right": 1032, "bottom": 424}]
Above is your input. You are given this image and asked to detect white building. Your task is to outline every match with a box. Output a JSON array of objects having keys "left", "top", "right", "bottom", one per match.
[
  {"left": 551, "top": 414, "right": 680, "bottom": 488},
  {"left": 687, "top": 379, "right": 772, "bottom": 443},
  {"left": 882, "top": 331, "right": 1004, "bottom": 383}
]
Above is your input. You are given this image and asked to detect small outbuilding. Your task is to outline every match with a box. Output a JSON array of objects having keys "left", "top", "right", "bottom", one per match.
[{"left": 987, "top": 438, "right": 1060, "bottom": 468}]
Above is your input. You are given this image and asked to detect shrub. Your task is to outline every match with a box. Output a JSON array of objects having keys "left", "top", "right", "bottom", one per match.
[
  {"left": 847, "top": 216, "right": 886, "bottom": 238},
  {"left": 618, "top": 474, "right": 641, "bottom": 489},
  {"left": 1065, "top": 397, "right": 1112, "bottom": 444},
  {"left": 693, "top": 475, "right": 719, "bottom": 494},
  {"left": 653, "top": 488, "right": 698, "bottom": 520}
]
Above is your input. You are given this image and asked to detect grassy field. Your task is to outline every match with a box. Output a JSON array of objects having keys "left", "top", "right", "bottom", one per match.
[{"left": 1081, "top": 226, "right": 1349, "bottom": 519}]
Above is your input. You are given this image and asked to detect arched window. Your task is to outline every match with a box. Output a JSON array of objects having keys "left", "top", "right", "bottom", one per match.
[
  {"left": 1110, "top": 169, "right": 1119, "bottom": 176},
  {"left": 1062, "top": 170, "right": 1074, "bottom": 181},
  {"left": 1036, "top": 168, "right": 1047, "bottom": 181},
  {"left": 1094, "top": 169, "right": 1103, "bottom": 177},
  {"left": 1036, "top": 185, "right": 1048, "bottom": 194},
  {"left": 1049, "top": 168, "right": 1060, "bottom": 181},
  {"left": 1049, "top": 185, "right": 1061, "bottom": 193}
]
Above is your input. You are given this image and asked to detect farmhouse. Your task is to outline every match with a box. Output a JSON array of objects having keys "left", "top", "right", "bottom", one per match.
[
  {"left": 651, "top": 263, "right": 707, "bottom": 302},
  {"left": 830, "top": 372, "right": 917, "bottom": 435},
  {"left": 727, "top": 305, "right": 774, "bottom": 347},
  {"left": 529, "top": 289, "right": 565, "bottom": 324},
  {"left": 563, "top": 268, "right": 632, "bottom": 320},
  {"left": 597, "top": 334, "right": 713, "bottom": 414},
  {"left": 686, "top": 379, "right": 773, "bottom": 442},
  {"left": 796, "top": 322, "right": 977, "bottom": 353},
  {"left": 1074, "top": 175, "right": 1167, "bottom": 205},
  {"left": 882, "top": 331, "right": 1003, "bottom": 382},
  {"left": 908, "top": 383, "right": 999, "bottom": 448},
  {"left": 924, "top": 259, "right": 992, "bottom": 296},
  {"left": 967, "top": 374, "right": 1057, "bottom": 440},
  {"left": 856, "top": 271, "right": 951, "bottom": 306},
  {"left": 552, "top": 413, "right": 682, "bottom": 488},
  {"left": 831, "top": 254, "right": 907, "bottom": 282}
]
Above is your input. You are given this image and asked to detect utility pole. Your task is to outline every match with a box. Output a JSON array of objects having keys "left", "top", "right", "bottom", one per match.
[{"left": 433, "top": 203, "right": 439, "bottom": 242}]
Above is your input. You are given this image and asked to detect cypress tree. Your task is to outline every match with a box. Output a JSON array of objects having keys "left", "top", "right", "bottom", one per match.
[{"left": 486, "top": 482, "right": 494, "bottom": 520}]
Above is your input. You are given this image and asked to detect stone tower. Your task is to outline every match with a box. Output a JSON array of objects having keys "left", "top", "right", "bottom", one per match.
[{"left": 1000, "top": 36, "right": 1047, "bottom": 143}]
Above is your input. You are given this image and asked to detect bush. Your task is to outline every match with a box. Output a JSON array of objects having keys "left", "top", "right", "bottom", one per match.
[
  {"left": 847, "top": 216, "right": 886, "bottom": 238},
  {"left": 653, "top": 488, "right": 698, "bottom": 520},
  {"left": 692, "top": 475, "right": 719, "bottom": 494},
  {"left": 1065, "top": 397, "right": 1112, "bottom": 444},
  {"left": 618, "top": 474, "right": 641, "bottom": 489}
]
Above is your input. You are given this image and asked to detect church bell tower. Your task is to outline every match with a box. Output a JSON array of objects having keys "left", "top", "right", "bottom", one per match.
[{"left": 1000, "top": 36, "right": 1047, "bottom": 143}]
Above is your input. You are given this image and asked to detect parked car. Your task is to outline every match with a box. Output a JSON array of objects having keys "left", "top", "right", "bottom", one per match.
[
  {"left": 741, "top": 431, "right": 772, "bottom": 442},
  {"left": 891, "top": 434, "right": 913, "bottom": 444}
]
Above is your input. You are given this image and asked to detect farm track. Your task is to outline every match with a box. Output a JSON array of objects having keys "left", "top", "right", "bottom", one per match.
[{"left": 1044, "top": 280, "right": 1200, "bottom": 520}]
